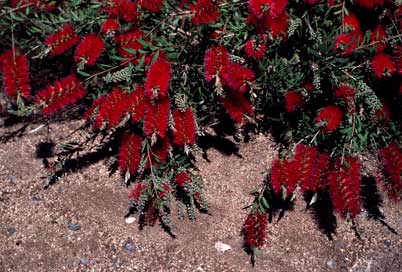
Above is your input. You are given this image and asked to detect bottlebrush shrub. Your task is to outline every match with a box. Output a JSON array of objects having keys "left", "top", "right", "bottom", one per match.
[{"left": 0, "top": 0, "right": 401, "bottom": 261}]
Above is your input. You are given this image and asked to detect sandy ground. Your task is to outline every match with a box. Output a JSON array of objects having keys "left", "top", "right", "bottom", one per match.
[{"left": 0, "top": 120, "right": 401, "bottom": 272}]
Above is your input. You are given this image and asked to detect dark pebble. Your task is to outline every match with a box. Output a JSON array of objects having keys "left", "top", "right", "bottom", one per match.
[
  {"left": 384, "top": 239, "right": 391, "bottom": 247},
  {"left": 8, "top": 175, "right": 16, "bottom": 183},
  {"left": 123, "top": 242, "right": 136, "bottom": 253},
  {"left": 7, "top": 227, "right": 16, "bottom": 235},
  {"left": 68, "top": 223, "right": 81, "bottom": 231},
  {"left": 32, "top": 196, "right": 41, "bottom": 202},
  {"left": 80, "top": 258, "right": 89, "bottom": 265}
]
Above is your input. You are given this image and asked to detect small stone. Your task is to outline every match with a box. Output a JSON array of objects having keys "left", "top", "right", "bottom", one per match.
[
  {"left": 327, "top": 260, "right": 337, "bottom": 269},
  {"left": 68, "top": 223, "right": 81, "bottom": 231},
  {"left": 80, "top": 258, "right": 89, "bottom": 265},
  {"left": 214, "top": 241, "right": 231, "bottom": 253},
  {"left": 384, "top": 240, "right": 391, "bottom": 247},
  {"left": 32, "top": 196, "right": 41, "bottom": 203},
  {"left": 123, "top": 242, "right": 136, "bottom": 253},
  {"left": 125, "top": 216, "right": 136, "bottom": 224},
  {"left": 8, "top": 175, "right": 16, "bottom": 183},
  {"left": 7, "top": 227, "right": 16, "bottom": 235}
]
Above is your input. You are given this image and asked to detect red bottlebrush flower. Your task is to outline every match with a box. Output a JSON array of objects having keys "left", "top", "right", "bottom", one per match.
[
  {"left": 159, "top": 183, "right": 171, "bottom": 198},
  {"left": 129, "top": 182, "right": 147, "bottom": 200},
  {"left": 374, "top": 103, "right": 391, "bottom": 123},
  {"left": 128, "top": 85, "right": 147, "bottom": 122},
  {"left": 328, "top": 156, "right": 362, "bottom": 218},
  {"left": 175, "top": 172, "right": 191, "bottom": 187},
  {"left": 45, "top": 24, "right": 80, "bottom": 56},
  {"left": 11, "top": 0, "right": 57, "bottom": 11},
  {"left": 314, "top": 105, "right": 344, "bottom": 133},
  {"left": 270, "top": 158, "right": 298, "bottom": 195},
  {"left": 93, "top": 87, "right": 130, "bottom": 128},
  {"left": 172, "top": 108, "right": 197, "bottom": 147},
  {"left": 118, "top": 132, "right": 143, "bottom": 175},
  {"left": 221, "top": 90, "right": 253, "bottom": 124},
  {"left": 147, "top": 138, "right": 171, "bottom": 167},
  {"left": 35, "top": 74, "right": 87, "bottom": 115},
  {"left": 263, "top": 11, "right": 289, "bottom": 38},
  {"left": 248, "top": 0, "right": 288, "bottom": 19},
  {"left": 243, "top": 212, "right": 267, "bottom": 248},
  {"left": 190, "top": 0, "right": 220, "bottom": 25},
  {"left": 244, "top": 36, "right": 267, "bottom": 59},
  {"left": 115, "top": 29, "right": 144, "bottom": 59},
  {"left": 83, "top": 95, "right": 107, "bottom": 121},
  {"left": 138, "top": 0, "right": 165, "bottom": 13},
  {"left": 221, "top": 62, "right": 255, "bottom": 93},
  {"left": 0, "top": 49, "right": 30, "bottom": 98},
  {"left": 334, "top": 32, "right": 363, "bottom": 56},
  {"left": 378, "top": 143, "right": 402, "bottom": 202},
  {"left": 143, "top": 97, "right": 171, "bottom": 138},
  {"left": 343, "top": 13, "right": 360, "bottom": 32},
  {"left": 371, "top": 54, "right": 396, "bottom": 78},
  {"left": 145, "top": 57, "right": 172, "bottom": 99},
  {"left": 284, "top": 90, "right": 304, "bottom": 113},
  {"left": 204, "top": 46, "right": 230, "bottom": 82},
  {"left": 335, "top": 84, "right": 356, "bottom": 113},
  {"left": 355, "top": 0, "right": 385, "bottom": 9},
  {"left": 303, "top": 81, "right": 315, "bottom": 93},
  {"left": 101, "top": 18, "right": 120, "bottom": 34},
  {"left": 370, "top": 25, "right": 387, "bottom": 53},
  {"left": 74, "top": 34, "right": 104, "bottom": 66},
  {"left": 294, "top": 145, "right": 318, "bottom": 190},
  {"left": 105, "top": 0, "right": 139, "bottom": 22},
  {"left": 305, "top": 0, "right": 320, "bottom": 4}
]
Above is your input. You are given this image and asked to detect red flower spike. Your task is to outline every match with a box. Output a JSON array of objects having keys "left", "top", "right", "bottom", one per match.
[
  {"left": 129, "top": 182, "right": 147, "bottom": 200},
  {"left": 343, "top": 13, "right": 360, "bottom": 32},
  {"left": 175, "top": 172, "right": 191, "bottom": 187},
  {"left": 243, "top": 212, "right": 268, "bottom": 248},
  {"left": 146, "top": 138, "right": 171, "bottom": 168},
  {"left": 221, "top": 62, "right": 255, "bottom": 93},
  {"left": 335, "top": 85, "right": 356, "bottom": 113},
  {"left": 0, "top": 49, "right": 31, "bottom": 99},
  {"left": 334, "top": 32, "right": 363, "bottom": 56},
  {"left": 101, "top": 18, "right": 120, "bottom": 34},
  {"left": 145, "top": 57, "right": 172, "bottom": 99},
  {"left": 118, "top": 132, "right": 143, "bottom": 175},
  {"left": 371, "top": 54, "right": 396, "bottom": 78},
  {"left": 105, "top": 0, "right": 139, "bottom": 22},
  {"left": 74, "top": 34, "right": 105, "bottom": 66},
  {"left": 355, "top": 0, "right": 385, "bottom": 9},
  {"left": 143, "top": 97, "right": 171, "bottom": 138},
  {"left": 294, "top": 145, "right": 319, "bottom": 191},
  {"left": 93, "top": 87, "right": 130, "bottom": 128},
  {"left": 172, "top": 108, "right": 197, "bottom": 147},
  {"left": 263, "top": 11, "right": 289, "bottom": 38},
  {"left": 284, "top": 90, "right": 304, "bottom": 113},
  {"left": 374, "top": 103, "right": 391, "bottom": 123},
  {"left": 370, "top": 26, "right": 387, "bottom": 53},
  {"left": 115, "top": 29, "right": 144, "bottom": 59},
  {"left": 248, "top": 0, "right": 288, "bottom": 19},
  {"left": 128, "top": 86, "right": 147, "bottom": 123},
  {"left": 138, "top": 0, "right": 165, "bottom": 13},
  {"left": 244, "top": 36, "right": 267, "bottom": 59},
  {"left": 45, "top": 24, "right": 80, "bottom": 56},
  {"left": 328, "top": 156, "right": 362, "bottom": 218},
  {"left": 221, "top": 90, "right": 253, "bottom": 124},
  {"left": 204, "top": 46, "right": 230, "bottom": 82},
  {"left": 35, "top": 74, "right": 87, "bottom": 115},
  {"left": 270, "top": 157, "right": 297, "bottom": 195},
  {"left": 314, "top": 105, "right": 344, "bottom": 133},
  {"left": 11, "top": 0, "right": 57, "bottom": 11},
  {"left": 83, "top": 96, "right": 107, "bottom": 121},
  {"left": 190, "top": 0, "right": 220, "bottom": 25},
  {"left": 378, "top": 143, "right": 402, "bottom": 202}
]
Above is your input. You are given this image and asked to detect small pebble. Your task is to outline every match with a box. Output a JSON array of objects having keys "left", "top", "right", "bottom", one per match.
[
  {"left": 327, "top": 259, "right": 337, "bottom": 269},
  {"left": 80, "top": 258, "right": 89, "bottom": 265},
  {"left": 384, "top": 240, "right": 391, "bottom": 247},
  {"left": 124, "top": 242, "right": 136, "bottom": 253},
  {"left": 8, "top": 175, "right": 16, "bottom": 183},
  {"left": 125, "top": 216, "right": 136, "bottom": 224},
  {"left": 7, "top": 227, "right": 16, "bottom": 235},
  {"left": 32, "top": 196, "right": 41, "bottom": 203},
  {"left": 68, "top": 223, "right": 81, "bottom": 231},
  {"left": 214, "top": 241, "right": 231, "bottom": 253}
]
